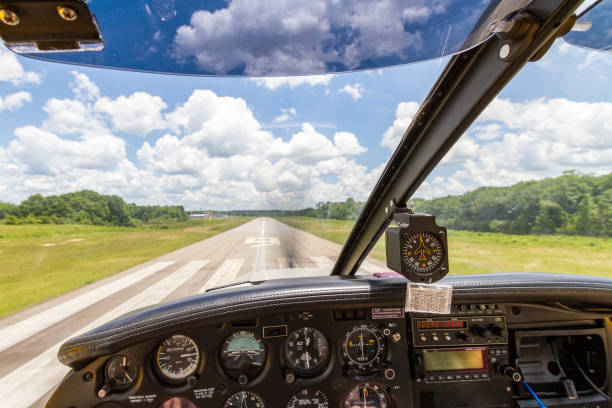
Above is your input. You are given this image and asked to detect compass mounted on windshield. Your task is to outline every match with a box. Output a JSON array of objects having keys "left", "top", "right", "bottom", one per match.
[{"left": 385, "top": 209, "right": 449, "bottom": 283}]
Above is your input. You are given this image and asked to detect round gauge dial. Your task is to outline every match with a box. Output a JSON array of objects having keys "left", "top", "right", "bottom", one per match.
[
  {"left": 105, "top": 355, "right": 139, "bottom": 390},
  {"left": 401, "top": 232, "right": 445, "bottom": 275},
  {"left": 223, "top": 391, "right": 266, "bottom": 408},
  {"left": 220, "top": 330, "right": 266, "bottom": 381},
  {"left": 343, "top": 383, "right": 390, "bottom": 408},
  {"left": 283, "top": 327, "right": 330, "bottom": 376},
  {"left": 286, "top": 389, "right": 329, "bottom": 408},
  {"left": 155, "top": 335, "right": 201, "bottom": 382},
  {"left": 342, "top": 324, "right": 386, "bottom": 371}
]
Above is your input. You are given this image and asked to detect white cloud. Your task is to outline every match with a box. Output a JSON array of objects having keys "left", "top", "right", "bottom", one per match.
[
  {"left": 339, "top": 83, "right": 364, "bottom": 100},
  {"left": 414, "top": 97, "right": 612, "bottom": 198},
  {"left": 173, "top": 0, "right": 450, "bottom": 75},
  {"left": 42, "top": 98, "right": 107, "bottom": 136},
  {"left": 95, "top": 92, "right": 167, "bottom": 137},
  {"left": 274, "top": 107, "right": 296, "bottom": 123},
  {"left": 0, "top": 47, "right": 41, "bottom": 85},
  {"left": 380, "top": 101, "right": 420, "bottom": 150},
  {"left": 8, "top": 126, "right": 126, "bottom": 176},
  {"left": 69, "top": 71, "right": 100, "bottom": 101},
  {"left": 0, "top": 91, "right": 31, "bottom": 111},
  {"left": 252, "top": 75, "right": 335, "bottom": 90}
]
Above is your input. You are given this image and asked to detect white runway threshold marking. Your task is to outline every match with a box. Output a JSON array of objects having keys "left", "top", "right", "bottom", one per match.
[
  {"left": 199, "top": 259, "right": 244, "bottom": 293},
  {"left": 0, "top": 260, "right": 208, "bottom": 408},
  {"left": 310, "top": 256, "right": 334, "bottom": 268},
  {"left": 0, "top": 261, "right": 174, "bottom": 354}
]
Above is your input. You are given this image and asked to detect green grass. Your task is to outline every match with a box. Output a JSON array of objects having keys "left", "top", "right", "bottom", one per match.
[
  {"left": 277, "top": 217, "right": 612, "bottom": 278},
  {"left": 0, "top": 217, "right": 252, "bottom": 317}
]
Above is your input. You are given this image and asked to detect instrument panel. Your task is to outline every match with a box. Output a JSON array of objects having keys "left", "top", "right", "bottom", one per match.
[{"left": 91, "top": 308, "right": 411, "bottom": 408}]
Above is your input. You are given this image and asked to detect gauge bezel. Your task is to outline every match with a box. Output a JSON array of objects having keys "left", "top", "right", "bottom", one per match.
[
  {"left": 105, "top": 354, "right": 139, "bottom": 391},
  {"left": 286, "top": 388, "right": 329, "bottom": 408},
  {"left": 401, "top": 231, "right": 446, "bottom": 276},
  {"left": 342, "top": 382, "right": 391, "bottom": 408},
  {"left": 341, "top": 323, "right": 387, "bottom": 372},
  {"left": 223, "top": 391, "right": 266, "bottom": 408},
  {"left": 154, "top": 334, "right": 202, "bottom": 384},
  {"left": 282, "top": 327, "right": 330, "bottom": 377},
  {"left": 220, "top": 330, "right": 267, "bottom": 381}
]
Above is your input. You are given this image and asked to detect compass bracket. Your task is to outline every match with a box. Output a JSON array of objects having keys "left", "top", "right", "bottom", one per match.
[{"left": 385, "top": 211, "right": 449, "bottom": 284}]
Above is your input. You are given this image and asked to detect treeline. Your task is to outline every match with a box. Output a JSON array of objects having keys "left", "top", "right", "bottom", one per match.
[
  {"left": 279, "top": 171, "right": 609, "bottom": 237},
  {"left": 412, "top": 171, "right": 610, "bottom": 237},
  {"left": 0, "top": 190, "right": 188, "bottom": 226},
  {"left": 223, "top": 198, "right": 365, "bottom": 219}
]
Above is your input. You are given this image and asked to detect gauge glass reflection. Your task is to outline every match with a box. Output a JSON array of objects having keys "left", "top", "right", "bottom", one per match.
[
  {"left": 342, "top": 324, "right": 386, "bottom": 371},
  {"left": 286, "top": 389, "right": 329, "bottom": 408},
  {"left": 343, "top": 383, "right": 390, "bottom": 408},
  {"left": 105, "top": 355, "right": 138, "bottom": 390},
  {"left": 223, "top": 391, "right": 266, "bottom": 408},
  {"left": 155, "top": 335, "right": 201, "bottom": 382},
  {"left": 283, "top": 327, "right": 329, "bottom": 376},
  {"left": 221, "top": 330, "right": 266, "bottom": 380}
]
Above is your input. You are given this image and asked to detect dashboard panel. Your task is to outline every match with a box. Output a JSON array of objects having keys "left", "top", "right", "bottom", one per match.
[{"left": 45, "top": 274, "right": 612, "bottom": 408}]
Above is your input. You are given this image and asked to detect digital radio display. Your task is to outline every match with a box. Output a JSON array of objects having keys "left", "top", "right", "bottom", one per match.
[
  {"left": 423, "top": 347, "right": 487, "bottom": 372},
  {"left": 417, "top": 320, "right": 467, "bottom": 330}
]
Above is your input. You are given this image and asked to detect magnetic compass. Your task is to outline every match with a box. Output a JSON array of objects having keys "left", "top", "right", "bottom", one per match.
[{"left": 385, "top": 211, "right": 449, "bottom": 283}]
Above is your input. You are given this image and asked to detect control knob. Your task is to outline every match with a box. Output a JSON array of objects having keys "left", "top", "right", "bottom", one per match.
[
  {"left": 489, "top": 324, "right": 507, "bottom": 337},
  {"left": 471, "top": 324, "right": 492, "bottom": 339},
  {"left": 498, "top": 364, "right": 522, "bottom": 382}
]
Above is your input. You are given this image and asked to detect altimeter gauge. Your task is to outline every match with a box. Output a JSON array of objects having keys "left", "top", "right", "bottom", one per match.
[
  {"left": 283, "top": 327, "right": 330, "bottom": 377},
  {"left": 385, "top": 211, "right": 449, "bottom": 283}
]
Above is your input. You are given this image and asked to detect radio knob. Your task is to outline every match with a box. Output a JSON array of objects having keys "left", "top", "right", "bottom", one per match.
[
  {"left": 444, "top": 334, "right": 452, "bottom": 341},
  {"left": 489, "top": 324, "right": 507, "bottom": 337},
  {"left": 420, "top": 335, "right": 427, "bottom": 342},
  {"left": 432, "top": 335, "right": 439, "bottom": 342},
  {"left": 457, "top": 332, "right": 469, "bottom": 341},
  {"left": 471, "top": 325, "right": 492, "bottom": 338}
]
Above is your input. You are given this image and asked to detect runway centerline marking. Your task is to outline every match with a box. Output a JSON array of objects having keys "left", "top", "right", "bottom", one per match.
[
  {"left": 0, "top": 261, "right": 175, "bottom": 354},
  {"left": 0, "top": 260, "right": 208, "bottom": 408}
]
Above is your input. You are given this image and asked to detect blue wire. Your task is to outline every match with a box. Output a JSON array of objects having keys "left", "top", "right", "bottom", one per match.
[{"left": 523, "top": 381, "right": 547, "bottom": 408}]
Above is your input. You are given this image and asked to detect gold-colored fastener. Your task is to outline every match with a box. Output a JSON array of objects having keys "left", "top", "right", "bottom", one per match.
[
  {"left": 0, "top": 9, "right": 19, "bottom": 26},
  {"left": 57, "top": 5, "right": 78, "bottom": 21}
]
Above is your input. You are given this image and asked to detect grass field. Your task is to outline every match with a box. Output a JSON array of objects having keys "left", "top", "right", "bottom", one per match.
[
  {"left": 277, "top": 217, "right": 612, "bottom": 278},
  {"left": 0, "top": 217, "right": 252, "bottom": 317}
]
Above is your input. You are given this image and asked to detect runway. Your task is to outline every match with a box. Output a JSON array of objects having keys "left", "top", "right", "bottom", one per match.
[{"left": 0, "top": 218, "right": 390, "bottom": 408}]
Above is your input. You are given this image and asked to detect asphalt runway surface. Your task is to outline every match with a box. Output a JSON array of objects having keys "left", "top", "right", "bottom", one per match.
[{"left": 0, "top": 218, "right": 391, "bottom": 408}]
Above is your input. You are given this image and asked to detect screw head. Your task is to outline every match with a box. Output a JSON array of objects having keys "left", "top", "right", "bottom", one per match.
[
  {"left": 0, "top": 9, "right": 19, "bottom": 26},
  {"left": 499, "top": 43, "right": 511, "bottom": 59},
  {"left": 285, "top": 372, "right": 296, "bottom": 384},
  {"left": 392, "top": 332, "right": 401, "bottom": 342},
  {"left": 385, "top": 206, "right": 389, "bottom": 214},
  {"left": 57, "top": 5, "right": 78, "bottom": 21}
]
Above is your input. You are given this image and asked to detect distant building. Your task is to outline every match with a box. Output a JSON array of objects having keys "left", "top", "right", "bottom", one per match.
[{"left": 189, "top": 211, "right": 229, "bottom": 219}]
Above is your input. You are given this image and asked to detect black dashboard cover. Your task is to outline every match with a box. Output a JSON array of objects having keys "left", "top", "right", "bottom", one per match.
[{"left": 57, "top": 273, "right": 612, "bottom": 369}]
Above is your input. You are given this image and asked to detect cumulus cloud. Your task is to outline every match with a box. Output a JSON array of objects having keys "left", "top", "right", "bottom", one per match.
[
  {"left": 69, "top": 71, "right": 100, "bottom": 101},
  {"left": 0, "top": 91, "right": 31, "bottom": 111},
  {"left": 411, "top": 97, "right": 612, "bottom": 198},
  {"left": 339, "top": 83, "right": 364, "bottom": 100},
  {"left": 0, "top": 47, "right": 41, "bottom": 85},
  {"left": 95, "top": 92, "right": 167, "bottom": 137},
  {"left": 274, "top": 108, "right": 296, "bottom": 123},
  {"left": 136, "top": 89, "right": 375, "bottom": 208},
  {"left": 173, "top": 0, "right": 451, "bottom": 75},
  {"left": 8, "top": 126, "right": 126, "bottom": 175},
  {"left": 380, "top": 101, "right": 420, "bottom": 150},
  {"left": 251, "top": 75, "right": 335, "bottom": 90}
]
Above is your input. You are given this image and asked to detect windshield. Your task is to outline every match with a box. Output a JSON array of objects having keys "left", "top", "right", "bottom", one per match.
[{"left": 1, "top": 13, "right": 611, "bottom": 319}]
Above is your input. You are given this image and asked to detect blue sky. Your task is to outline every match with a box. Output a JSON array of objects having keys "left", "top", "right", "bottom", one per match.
[{"left": 1, "top": 37, "right": 611, "bottom": 210}]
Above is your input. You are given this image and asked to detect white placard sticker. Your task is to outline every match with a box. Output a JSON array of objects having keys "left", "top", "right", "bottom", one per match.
[{"left": 405, "top": 283, "right": 452, "bottom": 314}]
